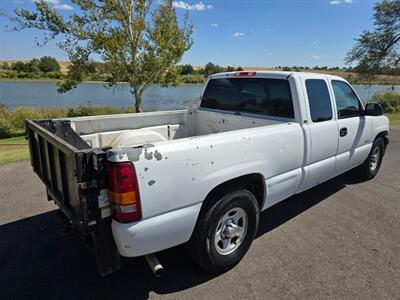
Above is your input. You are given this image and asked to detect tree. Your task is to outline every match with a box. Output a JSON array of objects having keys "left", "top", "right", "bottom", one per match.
[
  {"left": 11, "top": 0, "right": 192, "bottom": 112},
  {"left": 179, "top": 64, "right": 194, "bottom": 75},
  {"left": 38, "top": 56, "right": 60, "bottom": 73},
  {"left": 346, "top": 0, "right": 400, "bottom": 76},
  {"left": 203, "top": 62, "right": 224, "bottom": 76},
  {"left": 1, "top": 62, "right": 10, "bottom": 70},
  {"left": 11, "top": 61, "right": 28, "bottom": 72},
  {"left": 29, "top": 58, "right": 41, "bottom": 73}
]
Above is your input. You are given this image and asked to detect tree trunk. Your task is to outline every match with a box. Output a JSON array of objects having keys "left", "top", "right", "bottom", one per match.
[{"left": 134, "top": 90, "right": 143, "bottom": 113}]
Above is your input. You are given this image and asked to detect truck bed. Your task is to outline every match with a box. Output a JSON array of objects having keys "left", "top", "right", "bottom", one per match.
[
  {"left": 25, "top": 108, "right": 293, "bottom": 275},
  {"left": 64, "top": 109, "right": 285, "bottom": 149}
]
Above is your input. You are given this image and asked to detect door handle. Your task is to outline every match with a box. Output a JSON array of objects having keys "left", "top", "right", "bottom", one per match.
[{"left": 340, "top": 127, "right": 347, "bottom": 137}]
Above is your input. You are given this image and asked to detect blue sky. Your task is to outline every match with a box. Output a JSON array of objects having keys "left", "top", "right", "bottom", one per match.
[{"left": 0, "top": 0, "right": 377, "bottom": 67}]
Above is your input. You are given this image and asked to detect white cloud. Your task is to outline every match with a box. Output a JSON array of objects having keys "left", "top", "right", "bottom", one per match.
[
  {"left": 211, "top": 23, "right": 218, "bottom": 27},
  {"left": 312, "top": 55, "right": 321, "bottom": 59},
  {"left": 55, "top": 3, "right": 73, "bottom": 10},
  {"left": 313, "top": 41, "right": 318, "bottom": 45},
  {"left": 329, "top": 0, "right": 354, "bottom": 4},
  {"left": 232, "top": 32, "right": 245, "bottom": 37},
  {"left": 33, "top": 0, "right": 74, "bottom": 10},
  {"left": 172, "top": 1, "right": 213, "bottom": 11}
]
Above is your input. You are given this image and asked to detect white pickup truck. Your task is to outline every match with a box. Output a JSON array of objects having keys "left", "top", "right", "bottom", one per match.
[{"left": 26, "top": 71, "right": 389, "bottom": 276}]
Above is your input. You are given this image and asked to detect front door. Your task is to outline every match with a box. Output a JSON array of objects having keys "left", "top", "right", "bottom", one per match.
[{"left": 331, "top": 80, "right": 372, "bottom": 172}]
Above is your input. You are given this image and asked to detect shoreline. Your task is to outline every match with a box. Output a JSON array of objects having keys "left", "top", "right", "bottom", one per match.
[
  {"left": 1, "top": 78, "right": 399, "bottom": 86},
  {"left": 1, "top": 77, "right": 399, "bottom": 86},
  {"left": 0, "top": 78, "right": 206, "bottom": 86}
]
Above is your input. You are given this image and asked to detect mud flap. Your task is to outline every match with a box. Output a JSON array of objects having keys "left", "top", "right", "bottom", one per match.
[{"left": 90, "top": 218, "right": 121, "bottom": 276}]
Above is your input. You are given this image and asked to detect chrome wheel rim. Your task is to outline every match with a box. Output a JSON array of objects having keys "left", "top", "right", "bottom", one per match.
[
  {"left": 214, "top": 207, "right": 248, "bottom": 255},
  {"left": 369, "top": 146, "right": 380, "bottom": 171}
]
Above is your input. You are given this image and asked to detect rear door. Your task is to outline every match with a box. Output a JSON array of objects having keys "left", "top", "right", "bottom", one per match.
[
  {"left": 301, "top": 77, "right": 339, "bottom": 189},
  {"left": 330, "top": 80, "right": 372, "bottom": 172}
]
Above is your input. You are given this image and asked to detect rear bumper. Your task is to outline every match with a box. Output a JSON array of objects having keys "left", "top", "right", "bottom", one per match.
[{"left": 111, "top": 203, "right": 202, "bottom": 257}]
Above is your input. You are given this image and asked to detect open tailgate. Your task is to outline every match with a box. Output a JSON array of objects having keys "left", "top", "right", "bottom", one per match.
[{"left": 25, "top": 119, "right": 121, "bottom": 275}]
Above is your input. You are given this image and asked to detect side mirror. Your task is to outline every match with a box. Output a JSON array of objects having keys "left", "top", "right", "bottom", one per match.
[{"left": 364, "top": 103, "right": 384, "bottom": 116}]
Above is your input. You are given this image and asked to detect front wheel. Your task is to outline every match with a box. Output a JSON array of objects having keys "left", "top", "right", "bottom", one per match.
[
  {"left": 356, "top": 137, "right": 385, "bottom": 180},
  {"left": 187, "top": 189, "right": 259, "bottom": 273}
]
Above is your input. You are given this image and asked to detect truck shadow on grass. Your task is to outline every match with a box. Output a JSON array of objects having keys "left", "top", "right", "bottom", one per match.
[{"left": 0, "top": 172, "right": 364, "bottom": 299}]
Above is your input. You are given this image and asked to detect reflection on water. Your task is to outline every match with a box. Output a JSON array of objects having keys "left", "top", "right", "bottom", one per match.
[{"left": 0, "top": 80, "right": 398, "bottom": 110}]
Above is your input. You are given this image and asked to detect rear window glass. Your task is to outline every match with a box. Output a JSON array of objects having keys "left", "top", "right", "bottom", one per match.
[
  {"left": 201, "top": 78, "right": 295, "bottom": 119},
  {"left": 305, "top": 79, "right": 333, "bottom": 122}
]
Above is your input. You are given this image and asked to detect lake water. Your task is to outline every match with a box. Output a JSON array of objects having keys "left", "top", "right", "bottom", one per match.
[{"left": 0, "top": 80, "right": 399, "bottom": 110}]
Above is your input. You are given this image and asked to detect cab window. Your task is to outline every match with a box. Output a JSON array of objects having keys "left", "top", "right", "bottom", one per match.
[
  {"left": 332, "top": 80, "right": 362, "bottom": 119},
  {"left": 305, "top": 79, "right": 333, "bottom": 122}
]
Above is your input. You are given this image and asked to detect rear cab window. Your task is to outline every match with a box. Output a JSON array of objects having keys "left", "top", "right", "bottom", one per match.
[
  {"left": 201, "top": 77, "right": 295, "bottom": 119},
  {"left": 305, "top": 79, "right": 333, "bottom": 122}
]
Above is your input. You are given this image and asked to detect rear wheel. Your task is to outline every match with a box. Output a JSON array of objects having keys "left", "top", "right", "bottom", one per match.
[
  {"left": 356, "top": 137, "right": 385, "bottom": 180},
  {"left": 187, "top": 189, "right": 259, "bottom": 273}
]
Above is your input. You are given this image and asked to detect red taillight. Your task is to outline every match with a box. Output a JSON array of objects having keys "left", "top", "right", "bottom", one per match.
[
  {"left": 233, "top": 72, "right": 256, "bottom": 77},
  {"left": 108, "top": 161, "right": 142, "bottom": 223}
]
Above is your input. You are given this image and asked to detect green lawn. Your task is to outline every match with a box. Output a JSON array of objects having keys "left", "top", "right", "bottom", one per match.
[
  {"left": 386, "top": 113, "right": 400, "bottom": 125},
  {"left": 0, "top": 136, "right": 29, "bottom": 165}
]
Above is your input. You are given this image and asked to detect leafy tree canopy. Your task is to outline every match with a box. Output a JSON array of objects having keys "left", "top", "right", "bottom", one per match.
[
  {"left": 179, "top": 63, "right": 194, "bottom": 75},
  {"left": 11, "top": 0, "right": 193, "bottom": 112},
  {"left": 346, "top": 0, "right": 400, "bottom": 76},
  {"left": 38, "top": 56, "right": 60, "bottom": 73},
  {"left": 203, "top": 62, "right": 224, "bottom": 76}
]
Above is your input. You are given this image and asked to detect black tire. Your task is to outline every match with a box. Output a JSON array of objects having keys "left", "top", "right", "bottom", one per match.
[
  {"left": 356, "top": 137, "right": 385, "bottom": 180},
  {"left": 187, "top": 189, "right": 259, "bottom": 273}
]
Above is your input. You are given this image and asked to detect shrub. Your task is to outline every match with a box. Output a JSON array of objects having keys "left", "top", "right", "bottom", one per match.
[
  {"left": 0, "top": 104, "right": 136, "bottom": 137},
  {"left": 0, "top": 118, "right": 11, "bottom": 138},
  {"left": 0, "top": 103, "right": 11, "bottom": 138},
  {"left": 7, "top": 107, "right": 43, "bottom": 130},
  {"left": 371, "top": 90, "right": 400, "bottom": 113},
  {"left": 180, "top": 75, "right": 205, "bottom": 84}
]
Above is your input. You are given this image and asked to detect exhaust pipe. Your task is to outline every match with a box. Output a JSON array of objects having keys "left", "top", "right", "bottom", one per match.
[{"left": 145, "top": 254, "right": 164, "bottom": 277}]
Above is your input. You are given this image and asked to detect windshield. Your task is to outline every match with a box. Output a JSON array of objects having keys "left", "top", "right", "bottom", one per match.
[{"left": 201, "top": 78, "right": 295, "bottom": 119}]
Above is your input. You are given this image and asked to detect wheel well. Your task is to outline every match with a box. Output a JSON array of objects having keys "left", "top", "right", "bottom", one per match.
[
  {"left": 201, "top": 174, "right": 265, "bottom": 213},
  {"left": 375, "top": 131, "right": 389, "bottom": 149}
]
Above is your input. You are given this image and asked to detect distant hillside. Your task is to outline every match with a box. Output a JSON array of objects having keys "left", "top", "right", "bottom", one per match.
[
  {"left": 0, "top": 60, "right": 70, "bottom": 73},
  {"left": 1, "top": 60, "right": 399, "bottom": 85}
]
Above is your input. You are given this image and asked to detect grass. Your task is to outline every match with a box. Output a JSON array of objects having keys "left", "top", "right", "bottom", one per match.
[
  {"left": 0, "top": 136, "right": 29, "bottom": 165},
  {"left": 386, "top": 113, "right": 400, "bottom": 125}
]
